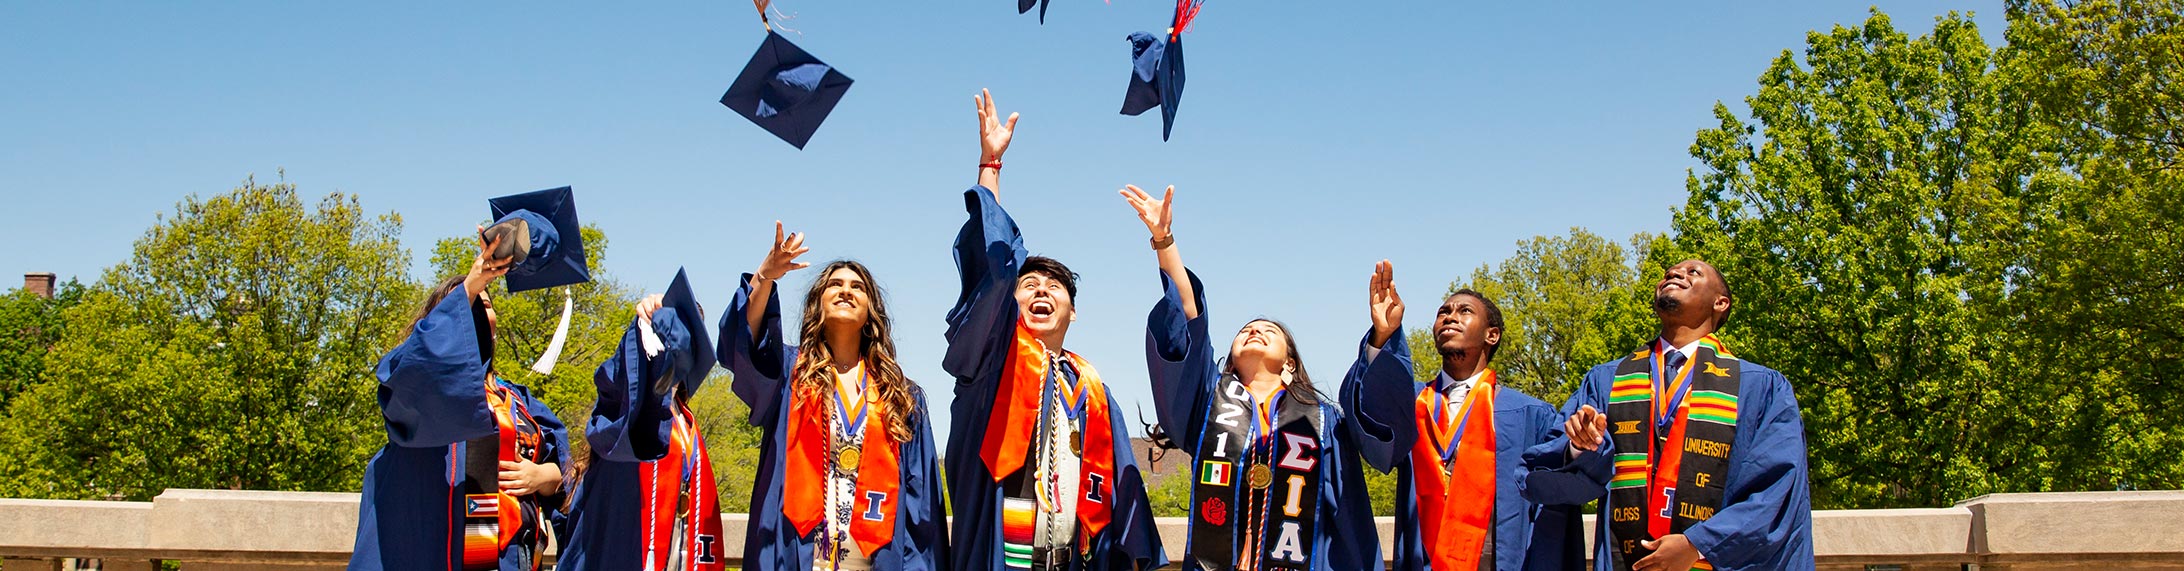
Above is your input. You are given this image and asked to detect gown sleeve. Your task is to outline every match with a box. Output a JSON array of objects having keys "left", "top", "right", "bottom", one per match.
[
  {"left": 1681, "top": 369, "right": 1814, "bottom": 568},
  {"left": 585, "top": 315, "right": 676, "bottom": 463},
  {"left": 724, "top": 273, "right": 796, "bottom": 428},
  {"left": 1339, "top": 327, "right": 1421, "bottom": 472},
  {"left": 521, "top": 386, "right": 573, "bottom": 516},
  {"left": 1518, "top": 365, "right": 1617, "bottom": 506},
  {"left": 895, "top": 392, "right": 953, "bottom": 571},
  {"left": 942, "top": 185, "right": 1028, "bottom": 386},
  {"left": 1145, "top": 269, "right": 1216, "bottom": 452},
  {"left": 1102, "top": 391, "right": 1169, "bottom": 570},
  {"left": 374, "top": 284, "right": 496, "bottom": 448},
  {"left": 1321, "top": 406, "right": 1388, "bottom": 571}
]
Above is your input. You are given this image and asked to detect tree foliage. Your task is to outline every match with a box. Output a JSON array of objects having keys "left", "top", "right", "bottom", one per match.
[
  {"left": 0, "top": 178, "right": 413, "bottom": 499},
  {"left": 1455, "top": 229, "right": 1659, "bottom": 406},
  {"left": 0, "top": 280, "right": 86, "bottom": 412},
  {"left": 1670, "top": 4, "right": 2183, "bottom": 508}
]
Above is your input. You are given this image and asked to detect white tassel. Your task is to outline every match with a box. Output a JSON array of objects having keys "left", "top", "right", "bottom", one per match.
[{"left": 529, "top": 288, "right": 574, "bottom": 375}]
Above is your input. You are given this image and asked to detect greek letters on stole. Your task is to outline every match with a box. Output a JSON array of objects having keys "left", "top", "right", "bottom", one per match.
[
  {"left": 458, "top": 377, "right": 549, "bottom": 571},
  {"left": 1410, "top": 371, "right": 1498, "bottom": 571},
  {"left": 1605, "top": 337, "right": 1739, "bottom": 571},
  {"left": 1186, "top": 375, "right": 1323, "bottom": 571}
]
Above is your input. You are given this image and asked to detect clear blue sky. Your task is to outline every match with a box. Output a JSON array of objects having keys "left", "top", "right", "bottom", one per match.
[{"left": 0, "top": 2, "right": 2002, "bottom": 441}]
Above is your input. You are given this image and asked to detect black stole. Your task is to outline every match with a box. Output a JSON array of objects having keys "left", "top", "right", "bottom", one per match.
[
  {"left": 1187, "top": 375, "right": 1323, "bottom": 571},
  {"left": 1605, "top": 341, "right": 1740, "bottom": 571}
]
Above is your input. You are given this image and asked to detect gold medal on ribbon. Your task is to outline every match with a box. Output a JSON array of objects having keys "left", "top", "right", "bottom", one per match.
[
  {"left": 1248, "top": 464, "right": 1273, "bottom": 490},
  {"left": 1069, "top": 431, "right": 1084, "bottom": 456},
  {"left": 837, "top": 445, "right": 861, "bottom": 469}
]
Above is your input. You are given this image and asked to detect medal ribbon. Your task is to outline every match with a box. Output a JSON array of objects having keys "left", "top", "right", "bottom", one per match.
[
  {"left": 1427, "top": 373, "right": 1488, "bottom": 467},
  {"left": 1650, "top": 340, "right": 1698, "bottom": 429},
  {"left": 1409, "top": 371, "right": 1498, "bottom": 571},
  {"left": 835, "top": 365, "right": 870, "bottom": 438}
]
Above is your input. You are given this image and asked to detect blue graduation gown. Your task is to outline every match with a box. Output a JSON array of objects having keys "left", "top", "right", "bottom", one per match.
[
  {"left": 556, "top": 316, "right": 732, "bottom": 569},
  {"left": 943, "top": 185, "right": 1168, "bottom": 571},
  {"left": 351, "top": 284, "right": 571, "bottom": 571},
  {"left": 1340, "top": 329, "right": 1569, "bottom": 571},
  {"left": 1144, "top": 269, "right": 1384, "bottom": 571},
  {"left": 716, "top": 274, "right": 952, "bottom": 570},
  {"left": 1520, "top": 359, "right": 1815, "bottom": 571}
]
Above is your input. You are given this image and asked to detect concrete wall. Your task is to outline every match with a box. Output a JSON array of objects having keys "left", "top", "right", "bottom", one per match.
[{"left": 1, "top": 490, "right": 2179, "bottom": 569}]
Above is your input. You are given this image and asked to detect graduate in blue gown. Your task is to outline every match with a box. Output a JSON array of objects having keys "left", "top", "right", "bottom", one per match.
[
  {"left": 719, "top": 225, "right": 950, "bottom": 571},
  {"left": 351, "top": 248, "right": 570, "bottom": 571},
  {"left": 943, "top": 90, "right": 1166, "bottom": 571},
  {"left": 1520, "top": 260, "right": 1813, "bottom": 571},
  {"left": 1120, "top": 184, "right": 1383, "bottom": 571},
  {"left": 1341, "top": 262, "right": 1575, "bottom": 571},
  {"left": 558, "top": 269, "right": 730, "bottom": 571}
]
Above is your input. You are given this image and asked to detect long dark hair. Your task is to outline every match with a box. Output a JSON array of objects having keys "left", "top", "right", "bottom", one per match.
[
  {"left": 413, "top": 275, "right": 494, "bottom": 367},
  {"left": 790, "top": 260, "right": 921, "bottom": 444},
  {"left": 1219, "top": 318, "right": 1321, "bottom": 406}
]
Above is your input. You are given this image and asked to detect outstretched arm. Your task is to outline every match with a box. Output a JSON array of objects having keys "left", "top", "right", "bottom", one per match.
[
  {"left": 745, "top": 221, "right": 811, "bottom": 337},
  {"left": 975, "top": 88, "right": 1018, "bottom": 195},
  {"left": 945, "top": 91, "right": 1028, "bottom": 383},
  {"left": 1120, "top": 184, "right": 1194, "bottom": 319},
  {"left": 1342, "top": 260, "right": 1421, "bottom": 471}
]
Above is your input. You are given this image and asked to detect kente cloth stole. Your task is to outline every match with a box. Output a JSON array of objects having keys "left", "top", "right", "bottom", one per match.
[
  {"left": 638, "top": 402, "right": 726, "bottom": 571},
  {"left": 1605, "top": 337, "right": 1739, "bottom": 571},
  {"left": 1187, "top": 376, "right": 1324, "bottom": 571},
  {"left": 1408, "top": 370, "right": 1499, "bottom": 571},
  {"left": 785, "top": 363, "right": 903, "bottom": 560},
  {"left": 459, "top": 377, "right": 548, "bottom": 571},
  {"left": 991, "top": 322, "right": 1116, "bottom": 570}
]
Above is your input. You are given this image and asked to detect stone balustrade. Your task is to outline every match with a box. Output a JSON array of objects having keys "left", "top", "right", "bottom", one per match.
[{"left": 1, "top": 490, "right": 2179, "bottom": 570}]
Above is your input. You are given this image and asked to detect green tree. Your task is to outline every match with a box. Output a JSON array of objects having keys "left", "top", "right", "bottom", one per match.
[
  {"left": 0, "top": 177, "right": 414, "bottom": 499},
  {"left": 1662, "top": 5, "right": 2184, "bottom": 507},
  {"left": 1986, "top": 0, "right": 2184, "bottom": 493},
  {"left": 0, "top": 280, "right": 86, "bottom": 411},
  {"left": 1456, "top": 229, "right": 1659, "bottom": 406}
]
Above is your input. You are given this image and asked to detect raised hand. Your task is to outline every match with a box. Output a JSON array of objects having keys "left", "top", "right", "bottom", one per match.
[
  {"left": 465, "top": 224, "right": 513, "bottom": 300},
  {"left": 634, "top": 293, "right": 666, "bottom": 322},
  {"left": 976, "top": 88, "right": 1019, "bottom": 164},
  {"left": 756, "top": 221, "right": 812, "bottom": 281},
  {"left": 1368, "top": 260, "right": 1405, "bottom": 347},
  {"left": 1118, "top": 184, "right": 1176, "bottom": 241},
  {"left": 1566, "top": 405, "right": 1608, "bottom": 455}
]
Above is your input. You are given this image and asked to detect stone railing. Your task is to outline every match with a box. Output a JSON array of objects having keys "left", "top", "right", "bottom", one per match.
[{"left": 1, "top": 490, "right": 2179, "bottom": 570}]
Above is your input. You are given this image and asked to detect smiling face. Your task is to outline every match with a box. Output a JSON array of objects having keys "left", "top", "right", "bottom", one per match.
[
  {"left": 1229, "top": 319, "right": 1294, "bottom": 374},
  {"left": 1013, "top": 270, "right": 1075, "bottom": 342},
  {"left": 817, "top": 266, "right": 873, "bottom": 331},
  {"left": 1652, "top": 259, "right": 1731, "bottom": 329},
  {"left": 1433, "top": 292, "right": 1501, "bottom": 362}
]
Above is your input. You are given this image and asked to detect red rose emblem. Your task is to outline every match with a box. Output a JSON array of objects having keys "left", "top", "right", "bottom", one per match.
[{"left": 1200, "top": 497, "right": 1227, "bottom": 526}]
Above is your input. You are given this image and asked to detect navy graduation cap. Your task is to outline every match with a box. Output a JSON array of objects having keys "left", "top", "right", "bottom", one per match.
[
  {"left": 721, "top": 30, "right": 855, "bottom": 150},
  {"left": 648, "top": 268, "right": 717, "bottom": 395},
  {"left": 1019, "top": 0, "right": 1051, "bottom": 24},
  {"left": 485, "top": 186, "right": 591, "bottom": 293},
  {"left": 1121, "top": 1, "right": 1204, "bottom": 141}
]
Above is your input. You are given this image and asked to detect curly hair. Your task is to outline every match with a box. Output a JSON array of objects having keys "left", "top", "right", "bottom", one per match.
[{"left": 789, "top": 260, "right": 921, "bottom": 444}]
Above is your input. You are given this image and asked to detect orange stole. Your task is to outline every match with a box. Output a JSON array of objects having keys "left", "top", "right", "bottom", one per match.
[
  {"left": 1409, "top": 372, "right": 1498, "bottom": 571},
  {"left": 637, "top": 404, "right": 725, "bottom": 571},
  {"left": 783, "top": 373, "right": 903, "bottom": 555},
  {"left": 462, "top": 379, "right": 545, "bottom": 570},
  {"left": 978, "top": 321, "right": 1118, "bottom": 542}
]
